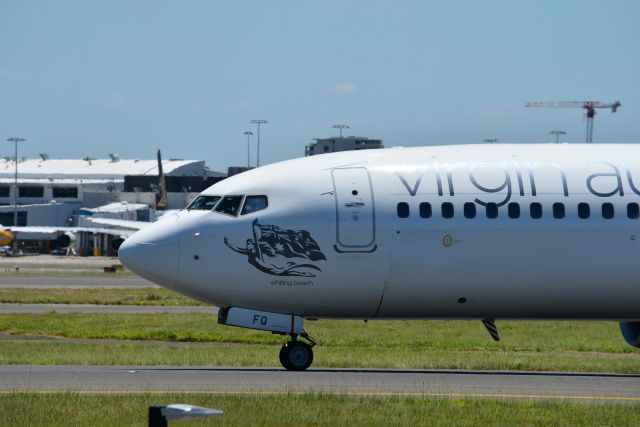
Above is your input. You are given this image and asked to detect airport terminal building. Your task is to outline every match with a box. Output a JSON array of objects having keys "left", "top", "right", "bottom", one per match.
[
  {"left": 305, "top": 136, "right": 383, "bottom": 156},
  {"left": 0, "top": 155, "right": 225, "bottom": 255},
  {"left": 0, "top": 156, "right": 225, "bottom": 227}
]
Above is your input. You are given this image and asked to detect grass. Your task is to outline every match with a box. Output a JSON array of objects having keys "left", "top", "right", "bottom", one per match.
[
  {"left": 0, "top": 313, "right": 631, "bottom": 351},
  {"left": 1, "top": 340, "right": 639, "bottom": 372},
  {"left": 0, "top": 287, "right": 204, "bottom": 306},
  {"left": 0, "top": 314, "right": 639, "bottom": 372},
  {"left": 0, "top": 392, "right": 638, "bottom": 426}
]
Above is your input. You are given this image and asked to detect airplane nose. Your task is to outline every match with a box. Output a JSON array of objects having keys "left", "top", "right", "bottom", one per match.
[{"left": 118, "top": 214, "right": 180, "bottom": 289}]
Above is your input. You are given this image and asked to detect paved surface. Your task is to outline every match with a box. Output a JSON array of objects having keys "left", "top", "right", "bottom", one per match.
[
  {"left": 0, "top": 365, "right": 639, "bottom": 403},
  {"left": 0, "top": 255, "right": 120, "bottom": 270},
  {"left": 0, "top": 303, "right": 216, "bottom": 314},
  {"left": 0, "top": 275, "right": 157, "bottom": 288}
]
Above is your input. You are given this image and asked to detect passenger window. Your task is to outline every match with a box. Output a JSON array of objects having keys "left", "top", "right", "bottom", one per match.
[
  {"left": 463, "top": 202, "right": 476, "bottom": 219},
  {"left": 602, "top": 202, "right": 614, "bottom": 219},
  {"left": 552, "top": 202, "right": 565, "bottom": 219},
  {"left": 578, "top": 202, "right": 590, "bottom": 219},
  {"left": 486, "top": 202, "right": 498, "bottom": 219},
  {"left": 530, "top": 202, "right": 543, "bottom": 219},
  {"left": 397, "top": 202, "right": 409, "bottom": 218},
  {"left": 419, "top": 202, "right": 432, "bottom": 218},
  {"left": 508, "top": 202, "right": 520, "bottom": 219},
  {"left": 241, "top": 195, "right": 268, "bottom": 215},
  {"left": 627, "top": 203, "right": 640, "bottom": 219},
  {"left": 187, "top": 195, "right": 221, "bottom": 211},
  {"left": 214, "top": 196, "right": 244, "bottom": 216},
  {"left": 442, "top": 202, "right": 454, "bottom": 219}
]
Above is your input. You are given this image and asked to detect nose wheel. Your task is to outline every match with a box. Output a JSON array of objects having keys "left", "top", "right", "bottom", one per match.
[
  {"left": 216, "top": 307, "right": 317, "bottom": 371},
  {"left": 279, "top": 331, "right": 316, "bottom": 371}
]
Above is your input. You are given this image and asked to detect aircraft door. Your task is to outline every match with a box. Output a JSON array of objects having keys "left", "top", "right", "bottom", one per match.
[{"left": 331, "top": 167, "right": 377, "bottom": 252}]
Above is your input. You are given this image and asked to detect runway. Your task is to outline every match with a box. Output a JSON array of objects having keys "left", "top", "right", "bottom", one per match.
[
  {"left": 1, "top": 365, "right": 639, "bottom": 403},
  {"left": 0, "top": 255, "right": 120, "bottom": 270},
  {"left": 0, "top": 275, "right": 157, "bottom": 288}
]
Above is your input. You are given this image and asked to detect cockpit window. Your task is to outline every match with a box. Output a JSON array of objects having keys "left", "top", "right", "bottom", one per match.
[
  {"left": 187, "top": 195, "right": 221, "bottom": 210},
  {"left": 214, "top": 195, "right": 244, "bottom": 216},
  {"left": 241, "top": 195, "right": 269, "bottom": 215}
]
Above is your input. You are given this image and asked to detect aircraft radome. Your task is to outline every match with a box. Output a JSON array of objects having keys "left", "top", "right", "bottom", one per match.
[{"left": 119, "top": 143, "right": 640, "bottom": 370}]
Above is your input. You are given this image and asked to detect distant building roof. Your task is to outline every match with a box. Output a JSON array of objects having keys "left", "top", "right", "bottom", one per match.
[
  {"left": 0, "top": 158, "right": 205, "bottom": 179},
  {"left": 0, "top": 201, "right": 71, "bottom": 209},
  {"left": 0, "top": 178, "right": 121, "bottom": 185}
]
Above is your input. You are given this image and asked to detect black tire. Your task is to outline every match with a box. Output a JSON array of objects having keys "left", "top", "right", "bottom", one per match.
[
  {"left": 279, "top": 343, "right": 291, "bottom": 370},
  {"left": 279, "top": 341, "right": 313, "bottom": 371}
]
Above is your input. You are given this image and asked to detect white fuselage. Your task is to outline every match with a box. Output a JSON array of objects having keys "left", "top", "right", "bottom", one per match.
[{"left": 119, "top": 144, "right": 640, "bottom": 320}]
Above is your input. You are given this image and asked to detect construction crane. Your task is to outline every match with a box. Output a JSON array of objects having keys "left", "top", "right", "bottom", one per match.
[{"left": 525, "top": 100, "right": 621, "bottom": 143}]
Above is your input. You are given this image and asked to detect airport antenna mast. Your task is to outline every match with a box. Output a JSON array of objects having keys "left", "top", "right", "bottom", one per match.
[
  {"left": 525, "top": 101, "right": 621, "bottom": 143},
  {"left": 332, "top": 124, "right": 350, "bottom": 138}
]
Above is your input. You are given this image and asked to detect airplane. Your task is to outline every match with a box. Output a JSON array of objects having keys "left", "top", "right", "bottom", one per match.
[
  {"left": 0, "top": 226, "right": 13, "bottom": 254},
  {"left": 0, "top": 227, "right": 13, "bottom": 247},
  {"left": 118, "top": 143, "right": 640, "bottom": 370},
  {"left": 1, "top": 225, "right": 132, "bottom": 256},
  {"left": 0, "top": 207, "right": 178, "bottom": 257}
]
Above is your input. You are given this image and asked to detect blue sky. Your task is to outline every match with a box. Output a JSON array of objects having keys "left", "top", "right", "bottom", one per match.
[{"left": 1, "top": 1, "right": 639, "bottom": 172}]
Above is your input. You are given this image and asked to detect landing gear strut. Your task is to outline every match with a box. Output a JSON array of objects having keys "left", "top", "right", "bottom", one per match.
[
  {"left": 279, "top": 331, "right": 316, "bottom": 371},
  {"left": 217, "top": 307, "right": 316, "bottom": 371}
]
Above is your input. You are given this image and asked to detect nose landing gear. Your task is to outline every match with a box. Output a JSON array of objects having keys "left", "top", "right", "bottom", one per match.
[
  {"left": 217, "top": 307, "right": 317, "bottom": 371},
  {"left": 279, "top": 331, "right": 316, "bottom": 371}
]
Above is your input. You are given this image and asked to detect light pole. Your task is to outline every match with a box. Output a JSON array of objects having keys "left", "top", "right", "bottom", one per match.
[
  {"left": 332, "top": 124, "right": 350, "bottom": 137},
  {"left": 244, "top": 131, "right": 253, "bottom": 168},
  {"left": 6, "top": 137, "right": 25, "bottom": 253},
  {"left": 6, "top": 138, "right": 25, "bottom": 228},
  {"left": 549, "top": 130, "right": 566, "bottom": 144},
  {"left": 250, "top": 120, "right": 268, "bottom": 167}
]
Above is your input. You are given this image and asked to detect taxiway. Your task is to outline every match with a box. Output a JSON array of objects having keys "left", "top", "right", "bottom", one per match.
[{"left": 0, "top": 365, "right": 638, "bottom": 403}]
